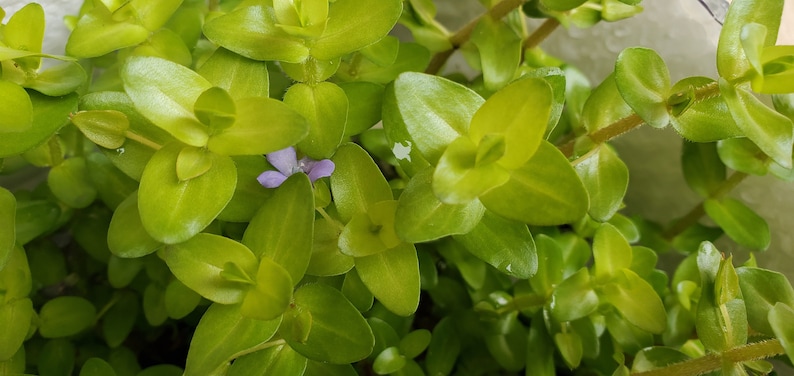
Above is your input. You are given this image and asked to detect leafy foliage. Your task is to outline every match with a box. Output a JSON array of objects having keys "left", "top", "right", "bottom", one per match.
[{"left": 3, "top": 0, "right": 794, "bottom": 375}]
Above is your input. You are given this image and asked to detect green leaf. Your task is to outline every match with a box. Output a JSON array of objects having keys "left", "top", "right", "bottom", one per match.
[
  {"left": 399, "top": 329, "right": 431, "bottom": 359},
  {"left": 383, "top": 72, "right": 484, "bottom": 167},
  {"left": 696, "top": 247, "right": 748, "bottom": 352},
  {"left": 0, "top": 188, "right": 15, "bottom": 270},
  {"left": 65, "top": 4, "right": 150, "bottom": 58},
  {"left": 541, "top": 0, "right": 588, "bottom": 11},
  {"left": 175, "top": 146, "right": 213, "bottom": 181},
  {"left": 202, "top": 5, "right": 309, "bottom": 63},
  {"left": 102, "top": 292, "right": 139, "bottom": 348},
  {"left": 339, "top": 82, "right": 385, "bottom": 137},
  {"left": 394, "top": 167, "right": 485, "bottom": 242},
  {"left": 769, "top": 303, "right": 794, "bottom": 364},
  {"left": 336, "top": 42, "right": 431, "bottom": 85},
  {"left": 284, "top": 82, "right": 347, "bottom": 159},
  {"left": 355, "top": 243, "right": 420, "bottom": 316},
  {"left": 581, "top": 73, "right": 633, "bottom": 133},
  {"left": 243, "top": 173, "right": 314, "bottom": 283},
  {"left": 218, "top": 156, "right": 274, "bottom": 223},
  {"left": 593, "top": 223, "right": 632, "bottom": 280},
  {"left": 717, "top": 0, "right": 783, "bottom": 82},
  {"left": 310, "top": 0, "right": 402, "bottom": 60},
  {"left": 0, "top": 81, "right": 32, "bottom": 133},
  {"left": 38, "top": 339, "right": 75, "bottom": 376},
  {"left": 160, "top": 233, "right": 258, "bottom": 304},
  {"left": 23, "top": 60, "right": 86, "bottom": 96},
  {"left": 704, "top": 197, "right": 770, "bottom": 250},
  {"left": 470, "top": 15, "right": 521, "bottom": 91},
  {"left": 143, "top": 283, "right": 168, "bottom": 326},
  {"left": 306, "top": 218, "right": 354, "bottom": 277},
  {"left": 575, "top": 145, "right": 629, "bottom": 221},
  {"left": 601, "top": 269, "right": 667, "bottom": 334},
  {"left": 164, "top": 279, "right": 201, "bottom": 319},
  {"left": 227, "top": 343, "right": 308, "bottom": 376},
  {"left": 719, "top": 78, "right": 793, "bottom": 168},
  {"left": 194, "top": 87, "right": 236, "bottom": 131},
  {"left": 121, "top": 56, "right": 212, "bottom": 147},
  {"left": 550, "top": 268, "right": 598, "bottom": 322},
  {"left": 197, "top": 47, "right": 269, "bottom": 101},
  {"left": 241, "top": 257, "right": 294, "bottom": 321},
  {"left": 425, "top": 317, "right": 460, "bottom": 376},
  {"left": 526, "top": 319, "right": 555, "bottom": 376},
  {"left": 107, "top": 193, "right": 161, "bottom": 258},
  {"left": 360, "top": 36, "right": 400, "bottom": 67},
  {"left": 453, "top": 210, "right": 537, "bottom": 279},
  {"left": 339, "top": 200, "right": 400, "bottom": 257},
  {"left": 208, "top": 96, "right": 309, "bottom": 156},
  {"left": 373, "top": 347, "right": 406, "bottom": 374},
  {"left": 185, "top": 303, "right": 282, "bottom": 376},
  {"left": 614, "top": 47, "right": 671, "bottom": 128},
  {"left": 4, "top": 3, "right": 44, "bottom": 70},
  {"left": 48, "top": 157, "right": 97, "bottom": 209},
  {"left": 670, "top": 77, "right": 742, "bottom": 142},
  {"left": 71, "top": 110, "right": 129, "bottom": 150},
  {"left": 631, "top": 347, "right": 690, "bottom": 373},
  {"left": 0, "top": 92, "right": 77, "bottom": 158},
  {"left": 483, "top": 314, "right": 528, "bottom": 371},
  {"left": 138, "top": 143, "right": 236, "bottom": 244},
  {"left": 717, "top": 138, "right": 769, "bottom": 176},
  {"left": 0, "top": 298, "right": 33, "bottom": 361},
  {"left": 330, "top": 143, "right": 393, "bottom": 222},
  {"left": 80, "top": 357, "right": 117, "bottom": 376},
  {"left": 39, "top": 296, "right": 96, "bottom": 338},
  {"left": 280, "top": 283, "right": 375, "bottom": 363},
  {"left": 737, "top": 267, "right": 794, "bottom": 335},
  {"left": 681, "top": 141, "right": 726, "bottom": 197},
  {"left": 479, "top": 140, "right": 589, "bottom": 225},
  {"left": 107, "top": 255, "right": 143, "bottom": 288},
  {"left": 342, "top": 269, "right": 374, "bottom": 312},
  {"left": 554, "top": 331, "right": 583, "bottom": 369},
  {"left": 432, "top": 136, "right": 510, "bottom": 204},
  {"left": 469, "top": 77, "right": 553, "bottom": 169}
]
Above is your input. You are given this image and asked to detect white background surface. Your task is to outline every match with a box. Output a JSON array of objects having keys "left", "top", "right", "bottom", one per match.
[{"left": 3, "top": 0, "right": 794, "bottom": 274}]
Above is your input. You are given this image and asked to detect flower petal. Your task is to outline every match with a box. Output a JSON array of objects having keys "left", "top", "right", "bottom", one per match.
[
  {"left": 306, "top": 159, "right": 335, "bottom": 183},
  {"left": 257, "top": 170, "right": 288, "bottom": 188},
  {"left": 266, "top": 147, "right": 298, "bottom": 175}
]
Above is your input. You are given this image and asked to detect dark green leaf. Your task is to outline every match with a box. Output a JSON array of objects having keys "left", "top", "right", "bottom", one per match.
[
  {"left": 39, "top": 296, "right": 96, "bottom": 338},
  {"left": 227, "top": 343, "right": 307, "bottom": 376},
  {"left": 0, "top": 188, "right": 15, "bottom": 270},
  {"left": 425, "top": 317, "right": 460, "bottom": 376},
  {"left": 737, "top": 267, "right": 794, "bottom": 335},
  {"left": 339, "top": 81, "right": 385, "bottom": 137},
  {"left": 0, "top": 92, "right": 77, "bottom": 158},
  {"left": 164, "top": 279, "right": 201, "bottom": 320},
  {"left": 0, "top": 298, "right": 33, "bottom": 360},
  {"left": 681, "top": 141, "right": 726, "bottom": 197},
  {"left": 453, "top": 210, "right": 537, "bottom": 279},
  {"left": 80, "top": 358, "right": 117, "bottom": 376},
  {"left": 550, "top": 268, "right": 598, "bottom": 322},
  {"left": 704, "top": 198, "right": 770, "bottom": 250}
]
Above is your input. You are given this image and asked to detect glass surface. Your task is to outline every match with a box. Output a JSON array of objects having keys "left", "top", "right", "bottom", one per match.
[{"left": 697, "top": 0, "right": 730, "bottom": 24}]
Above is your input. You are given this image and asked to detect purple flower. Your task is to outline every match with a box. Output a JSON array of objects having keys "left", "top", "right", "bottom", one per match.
[{"left": 257, "top": 147, "right": 335, "bottom": 188}]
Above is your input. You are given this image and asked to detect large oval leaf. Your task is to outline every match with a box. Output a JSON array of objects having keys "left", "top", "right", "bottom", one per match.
[
  {"left": 453, "top": 210, "right": 537, "bottom": 279},
  {"left": 280, "top": 283, "right": 375, "bottom": 363},
  {"left": 160, "top": 233, "right": 258, "bottom": 304},
  {"left": 330, "top": 143, "right": 392, "bottom": 222},
  {"left": 354, "top": 243, "right": 420, "bottom": 317},
  {"left": 197, "top": 47, "right": 270, "bottom": 100},
  {"left": 185, "top": 303, "right": 282, "bottom": 376},
  {"left": 284, "top": 82, "right": 347, "bottom": 159},
  {"left": 310, "top": 0, "right": 402, "bottom": 60},
  {"left": 479, "top": 141, "right": 588, "bottom": 225},
  {"left": 394, "top": 167, "right": 485, "bottom": 243},
  {"left": 138, "top": 143, "right": 236, "bottom": 244}
]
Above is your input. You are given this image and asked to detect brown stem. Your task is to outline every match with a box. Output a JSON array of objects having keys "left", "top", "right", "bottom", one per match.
[
  {"left": 662, "top": 171, "right": 749, "bottom": 240},
  {"left": 631, "top": 339, "right": 785, "bottom": 376},
  {"left": 425, "top": 0, "right": 527, "bottom": 75},
  {"left": 523, "top": 18, "right": 560, "bottom": 51}
]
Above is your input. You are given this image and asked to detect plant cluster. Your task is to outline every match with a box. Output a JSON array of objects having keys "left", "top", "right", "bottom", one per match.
[{"left": 2, "top": 0, "right": 794, "bottom": 375}]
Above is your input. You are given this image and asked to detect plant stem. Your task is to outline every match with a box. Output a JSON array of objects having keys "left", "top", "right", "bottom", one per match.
[
  {"left": 631, "top": 339, "right": 785, "bottom": 376},
  {"left": 662, "top": 171, "right": 749, "bottom": 240},
  {"left": 124, "top": 131, "right": 163, "bottom": 150},
  {"left": 425, "top": 0, "right": 527, "bottom": 75},
  {"left": 316, "top": 206, "right": 345, "bottom": 232},
  {"left": 523, "top": 18, "right": 560, "bottom": 51}
]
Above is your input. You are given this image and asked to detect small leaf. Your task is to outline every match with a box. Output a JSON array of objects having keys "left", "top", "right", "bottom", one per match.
[
  {"left": 79, "top": 358, "right": 117, "bottom": 376},
  {"left": 227, "top": 343, "right": 308, "bottom": 376},
  {"left": 185, "top": 303, "right": 282, "bottom": 376},
  {"left": 160, "top": 233, "right": 258, "bottom": 304},
  {"left": 47, "top": 157, "right": 98, "bottom": 209},
  {"left": 102, "top": 291, "right": 139, "bottom": 348},
  {"left": 107, "top": 193, "right": 162, "bottom": 258},
  {"left": 631, "top": 347, "right": 690, "bottom": 373},
  {"left": 769, "top": 303, "right": 794, "bottom": 364},
  {"left": 601, "top": 269, "right": 667, "bottom": 334},
  {"left": 355, "top": 243, "right": 420, "bottom": 316},
  {"left": 737, "top": 267, "right": 794, "bottom": 335},
  {"left": 176, "top": 146, "right": 213, "bottom": 181},
  {"left": 704, "top": 198, "right": 770, "bottom": 251},
  {"left": 66, "top": 4, "right": 150, "bottom": 58},
  {"left": 0, "top": 92, "right": 77, "bottom": 158},
  {"left": 280, "top": 283, "right": 375, "bottom": 364},
  {"left": 550, "top": 268, "right": 599, "bottom": 322},
  {"left": 425, "top": 317, "right": 460, "bottom": 376},
  {"left": 717, "top": 138, "right": 769, "bottom": 176},
  {"left": 575, "top": 145, "right": 629, "bottom": 221},
  {"left": 373, "top": 347, "right": 406, "bottom": 374},
  {"left": 241, "top": 257, "right": 294, "bottom": 321},
  {"left": 554, "top": 331, "right": 583, "bottom": 369},
  {"left": 581, "top": 74, "right": 633, "bottom": 133},
  {"left": 71, "top": 110, "right": 129, "bottom": 150},
  {"left": 339, "top": 81, "right": 385, "bottom": 137},
  {"left": 614, "top": 47, "right": 671, "bottom": 128},
  {"left": 164, "top": 279, "right": 201, "bottom": 320},
  {"left": 194, "top": 87, "right": 236, "bottom": 131},
  {"left": 330, "top": 143, "right": 393, "bottom": 222},
  {"left": 670, "top": 77, "right": 742, "bottom": 142},
  {"left": 4, "top": 3, "right": 44, "bottom": 70},
  {"left": 717, "top": 0, "right": 783, "bottom": 82},
  {"left": 470, "top": 15, "right": 521, "bottom": 91},
  {"left": 39, "top": 296, "right": 97, "bottom": 338},
  {"left": 0, "top": 81, "right": 33, "bottom": 133},
  {"left": 681, "top": 141, "right": 726, "bottom": 197},
  {"left": 432, "top": 136, "right": 510, "bottom": 204}
]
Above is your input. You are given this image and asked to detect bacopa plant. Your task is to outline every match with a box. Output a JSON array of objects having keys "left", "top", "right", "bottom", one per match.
[{"left": 2, "top": 0, "right": 794, "bottom": 374}]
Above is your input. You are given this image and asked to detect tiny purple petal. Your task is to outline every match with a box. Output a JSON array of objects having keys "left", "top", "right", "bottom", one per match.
[
  {"left": 266, "top": 147, "right": 298, "bottom": 176},
  {"left": 306, "top": 159, "right": 335, "bottom": 183},
  {"left": 257, "top": 170, "right": 289, "bottom": 188}
]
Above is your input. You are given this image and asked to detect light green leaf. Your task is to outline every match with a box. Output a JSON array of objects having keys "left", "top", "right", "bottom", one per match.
[
  {"left": 614, "top": 47, "right": 671, "bottom": 128},
  {"left": 554, "top": 331, "right": 583, "bottom": 369},
  {"left": 202, "top": 5, "right": 309, "bottom": 63},
  {"left": 241, "top": 257, "right": 293, "bottom": 321},
  {"left": 71, "top": 110, "right": 129, "bottom": 150},
  {"left": 670, "top": 77, "right": 743, "bottom": 142},
  {"left": 122, "top": 56, "right": 212, "bottom": 147},
  {"left": 575, "top": 145, "right": 629, "bottom": 221},
  {"left": 335, "top": 42, "right": 431, "bottom": 85},
  {"left": 550, "top": 268, "right": 598, "bottom": 322},
  {"left": 47, "top": 157, "right": 98, "bottom": 209},
  {"left": 39, "top": 296, "right": 97, "bottom": 338},
  {"left": 383, "top": 72, "right": 484, "bottom": 168},
  {"left": 601, "top": 269, "right": 667, "bottom": 334},
  {"left": 355, "top": 243, "right": 420, "bottom": 316},
  {"left": 280, "top": 283, "right": 375, "bottom": 363},
  {"left": 0, "top": 92, "right": 77, "bottom": 157},
  {"left": 470, "top": 15, "right": 521, "bottom": 91},
  {"left": 197, "top": 47, "right": 270, "bottom": 101},
  {"left": 138, "top": 143, "right": 236, "bottom": 244},
  {"left": 479, "top": 140, "right": 589, "bottom": 225},
  {"left": 306, "top": 217, "right": 354, "bottom": 277},
  {"left": 164, "top": 279, "right": 201, "bottom": 319},
  {"left": 432, "top": 136, "right": 510, "bottom": 204},
  {"left": 737, "top": 267, "right": 794, "bottom": 335},
  {"left": 284, "top": 82, "right": 347, "bottom": 159},
  {"left": 227, "top": 343, "right": 307, "bottom": 376},
  {"left": 469, "top": 77, "right": 553, "bottom": 169},
  {"left": 541, "top": 0, "right": 588, "bottom": 11},
  {"left": 717, "top": 0, "right": 783, "bottom": 82},
  {"left": 217, "top": 156, "right": 274, "bottom": 223},
  {"left": 175, "top": 146, "right": 213, "bottom": 181},
  {"left": 717, "top": 138, "right": 769, "bottom": 176},
  {"left": 0, "top": 188, "right": 16, "bottom": 270},
  {"left": 208, "top": 96, "right": 309, "bottom": 156},
  {"left": 0, "top": 81, "right": 33, "bottom": 133},
  {"left": 160, "top": 233, "right": 258, "bottom": 304},
  {"left": 593, "top": 223, "right": 633, "bottom": 280},
  {"left": 339, "top": 200, "right": 400, "bottom": 258},
  {"left": 123, "top": 0, "right": 182, "bottom": 31},
  {"left": 704, "top": 198, "right": 770, "bottom": 250},
  {"left": 310, "top": 0, "right": 402, "bottom": 60},
  {"left": 4, "top": 3, "right": 44, "bottom": 70},
  {"left": 0, "top": 298, "right": 33, "bottom": 361},
  {"left": 394, "top": 167, "right": 485, "bottom": 243},
  {"left": 581, "top": 73, "right": 633, "bottom": 133},
  {"left": 360, "top": 35, "right": 400, "bottom": 67},
  {"left": 631, "top": 347, "right": 690, "bottom": 373},
  {"left": 185, "top": 303, "right": 282, "bottom": 376},
  {"left": 339, "top": 81, "right": 385, "bottom": 137},
  {"left": 330, "top": 143, "right": 393, "bottom": 222},
  {"left": 769, "top": 303, "right": 794, "bottom": 364},
  {"left": 194, "top": 87, "right": 236, "bottom": 131},
  {"left": 107, "top": 193, "right": 161, "bottom": 258},
  {"left": 66, "top": 4, "right": 150, "bottom": 58},
  {"left": 453, "top": 210, "right": 537, "bottom": 279},
  {"left": 23, "top": 61, "right": 86, "bottom": 96}
]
